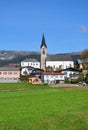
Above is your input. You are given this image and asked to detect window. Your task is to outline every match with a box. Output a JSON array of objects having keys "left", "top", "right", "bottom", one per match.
[
  {"left": 60, "top": 75, "right": 63, "bottom": 78},
  {"left": 3, "top": 72, "right": 7, "bottom": 75},
  {"left": 22, "top": 63, "right": 24, "bottom": 65},
  {"left": 64, "top": 72, "right": 67, "bottom": 75},
  {"left": 43, "top": 51, "right": 45, "bottom": 54},
  {"left": 13, "top": 72, "right": 18, "bottom": 74},
  {"left": 8, "top": 72, "right": 12, "bottom": 75},
  {"left": 53, "top": 65, "right": 55, "bottom": 69},
  {"left": 43, "top": 48, "right": 45, "bottom": 54},
  {"left": 28, "top": 63, "right": 30, "bottom": 66},
  {"left": 46, "top": 75, "right": 49, "bottom": 78},
  {"left": 14, "top": 78, "right": 17, "bottom": 80},
  {"left": 55, "top": 75, "right": 58, "bottom": 78},
  {"left": 51, "top": 75, "right": 53, "bottom": 78},
  {"left": 1, "top": 77, "right": 3, "bottom": 79}
]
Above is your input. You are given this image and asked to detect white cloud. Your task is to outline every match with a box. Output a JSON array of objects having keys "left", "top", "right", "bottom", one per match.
[{"left": 77, "top": 25, "right": 87, "bottom": 33}]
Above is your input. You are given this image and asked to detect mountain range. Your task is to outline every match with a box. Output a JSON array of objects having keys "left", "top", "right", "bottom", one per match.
[{"left": 0, "top": 50, "right": 81, "bottom": 67}]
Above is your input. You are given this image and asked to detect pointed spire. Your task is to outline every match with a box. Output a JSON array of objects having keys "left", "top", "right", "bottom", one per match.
[{"left": 40, "top": 34, "right": 47, "bottom": 48}]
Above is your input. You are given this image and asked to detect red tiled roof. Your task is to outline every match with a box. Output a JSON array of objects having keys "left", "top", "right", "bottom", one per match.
[{"left": 42, "top": 72, "right": 64, "bottom": 75}]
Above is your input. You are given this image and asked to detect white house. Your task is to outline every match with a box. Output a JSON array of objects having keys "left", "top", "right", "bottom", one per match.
[
  {"left": 61, "top": 67, "right": 80, "bottom": 79},
  {"left": 20, "top": 66, "right": 34, "bottom": 75},
  {"left": 41, "top": 72, "right": 65, "bottom": 84},
  {"left": 21, "top": 58, "right": 40, "bottom": 68}
]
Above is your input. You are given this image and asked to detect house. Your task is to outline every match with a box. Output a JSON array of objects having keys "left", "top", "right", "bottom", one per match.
[
  {"left": 77, "top": 59, "right": 83, "bottom": 69},
  {"left": 41, "top": 72, "right": 65, "bottom": 84},
  {"left": 61, "top": 67, "right": 80, "bottom": 79},
  {"left": 78, "top": 59, "right": 88, "bottom": 69},
  {"left": 21, "top": 58, "right": 40, "bottom": 68},
  {"left": 77, "top": 59, "right": 88, "bottom": 75},
  {"left": 20, "top": 66, "right": 34, "bottom": 75},
  {"left": 0, "top": 67, "right": 20, "bottom": 82},
  {"left": 20, "top": 66, "right": 44, "bottom": 76}
]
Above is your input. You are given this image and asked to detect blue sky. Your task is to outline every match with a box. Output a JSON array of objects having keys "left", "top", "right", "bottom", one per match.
[{"left": 0, "top": 0, "right": 88, "bottom": 54}]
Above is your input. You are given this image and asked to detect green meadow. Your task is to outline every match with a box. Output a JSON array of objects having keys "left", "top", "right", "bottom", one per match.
[{"left": 0, "top": 83, "right": 88, "bottom": 130}]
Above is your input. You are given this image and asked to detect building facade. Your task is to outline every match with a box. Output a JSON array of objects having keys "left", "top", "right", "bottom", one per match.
[
  {"left": 21, "top": 58, "right": 40, "bottom": 68},
  {"left": 41, "top": 72, "right": 65, "bottom": 84},
  {"left": 0, "top": 67, "right": 20, "bottom": 82},
  {"left": 46, "top": 60, "right": 74, "bottom": 70},
  {"left": 61, "top": 67, "right": 80, "bottom": 79}
]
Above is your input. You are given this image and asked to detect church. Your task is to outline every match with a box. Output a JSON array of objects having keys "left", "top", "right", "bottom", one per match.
[{"left": 21, "top": 34, "right": 78, "bottom": 72}]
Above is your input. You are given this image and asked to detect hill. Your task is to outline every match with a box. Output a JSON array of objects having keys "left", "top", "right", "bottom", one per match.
[{"left": 0, "top": 50, "right": 81, "bottom": 67}]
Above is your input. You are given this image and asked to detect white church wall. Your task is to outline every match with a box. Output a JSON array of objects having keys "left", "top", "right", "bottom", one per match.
[{"left": 46, "top": 61, "right": 74, "bottom": 70}]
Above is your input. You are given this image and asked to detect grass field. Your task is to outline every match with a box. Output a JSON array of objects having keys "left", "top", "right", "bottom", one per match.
[{"left": 0, "top": 83, "right": 88, "bottom": 130}]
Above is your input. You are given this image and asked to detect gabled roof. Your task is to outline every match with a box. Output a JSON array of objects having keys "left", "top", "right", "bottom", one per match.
[
  {"left": 33, "top": 68, "right": 44, "bottom": 72},
  {"left": 40, "top": 34, "right": 47, "bottom": 48},
  {"left": 46, "top": 54, "right": 73, "bottom": 61},
  {"left": 42, "top": 72, "right": 64, "bottom": 75},
  {"left": 0, "top": 67, "right": 19, "bottom": 71},
  {"left": 20, "top": 66, "right": 34, "bottom": 69},
  {"left": 62, "top": 67, "right": 80, "bottom": 72}
]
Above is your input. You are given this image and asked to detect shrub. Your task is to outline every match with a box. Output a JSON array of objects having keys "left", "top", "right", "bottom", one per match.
[
  {"left": 85, "top": 74, "right": 88, "bottom": 84},
  {"left": 71, "top": 79, "right": 79, "bottom": 84},
  {"left": 64, "top": 78, "right": 71, "bottom": 84},
  {"left": 20, "top": 75, "right": 29, "bottom": 82}
]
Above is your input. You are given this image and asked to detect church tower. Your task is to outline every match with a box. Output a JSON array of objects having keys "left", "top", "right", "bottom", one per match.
[{"left": 40, "top": 34, "right": 47, "bottom": 71}]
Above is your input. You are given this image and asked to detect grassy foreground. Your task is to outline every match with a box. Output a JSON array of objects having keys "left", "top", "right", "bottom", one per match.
[{"left": 0, "top": 83, "right": 88, "bottom": 130}]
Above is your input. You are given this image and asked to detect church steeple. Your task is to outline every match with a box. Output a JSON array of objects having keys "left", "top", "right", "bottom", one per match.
[
  {"left": 40, "top": 34, "right": 47, "bottom": 71},
  {"left": 40, "top": 34, "right": 47, "bottom": 48}
]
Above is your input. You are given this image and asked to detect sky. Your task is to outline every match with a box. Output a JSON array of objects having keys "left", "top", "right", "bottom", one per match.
[{"left": 0, "top": 0, "right": 88, "bottom": 54}]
